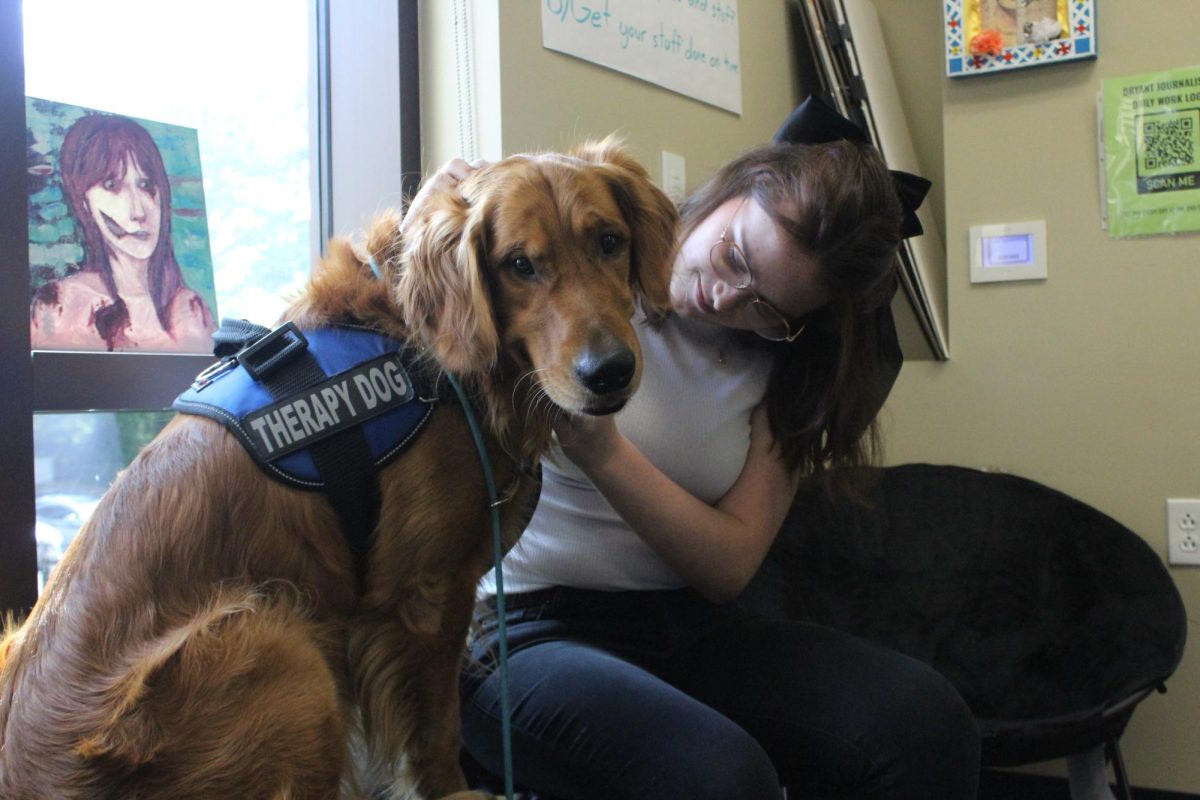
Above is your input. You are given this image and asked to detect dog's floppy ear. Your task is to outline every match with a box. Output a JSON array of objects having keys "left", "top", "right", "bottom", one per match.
[
  {"left": 395, "top": 186, "right": 499, "bottom": 375},
  {"left": 573, "top": 138, "right": 678, "bottom": 315}
]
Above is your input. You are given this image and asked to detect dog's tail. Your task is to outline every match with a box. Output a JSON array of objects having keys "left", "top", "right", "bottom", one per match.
[
  {"left": 74, "top": 586, "right": 271, "bottom": 764},
  {"left": 0, "top": 586, "right": 344, "bottom": 797},
  {"left": 75, "top": 582, "right": 344, "bottom": 795}
]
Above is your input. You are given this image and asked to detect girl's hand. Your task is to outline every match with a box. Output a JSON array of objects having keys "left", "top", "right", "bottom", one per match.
[
  {"left": 400, "top": 158, "right": 489, "bottom": 233},
  {"left": 552, "top": 412, "right": 622, "bottom": 472},
  {"left": 555, "top": 399, "right": 797, "bottom": 603}
]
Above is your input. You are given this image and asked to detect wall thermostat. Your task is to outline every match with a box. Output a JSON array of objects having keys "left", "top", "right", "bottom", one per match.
[{"left": 969, "top": 220, "right": 1047, "bottom": 283}]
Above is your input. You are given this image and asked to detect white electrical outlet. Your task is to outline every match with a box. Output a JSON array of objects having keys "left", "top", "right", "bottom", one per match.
[{"left": 1167, "top": 499, "right": 1200, "bottom": 565}]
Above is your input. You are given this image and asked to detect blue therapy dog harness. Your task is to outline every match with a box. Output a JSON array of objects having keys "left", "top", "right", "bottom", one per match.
[
  {"left": 174, "top": 320, "right": 440, "bottom": 590},
  {"left": 180, "top": 301, "right": 519, "bottom": 797},
  {"left": 178, "top": 317, "right": 519, "bottom": 797}
]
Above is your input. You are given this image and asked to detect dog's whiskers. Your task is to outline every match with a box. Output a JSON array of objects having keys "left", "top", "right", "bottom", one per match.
[
  {"left": 525, "top": 385, "right": 554, "bottom": 429},
  {"left": 515, "top": 368, "right": 553, "bottom": 428},
  {"left": 513, "top": 367, "right": 547, "bottom": 406}
]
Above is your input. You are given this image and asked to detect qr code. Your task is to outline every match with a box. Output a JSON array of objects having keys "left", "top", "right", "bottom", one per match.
[{"left": 1142, "top": 115, "right": 1195, "bottom": 171}]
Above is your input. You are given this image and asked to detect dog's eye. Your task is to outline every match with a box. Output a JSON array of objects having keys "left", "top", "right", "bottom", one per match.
[
  {"left": 507, "top": 255, "right": 536, "bottom": 278},
  {"left": 599, "top": 233, "right": 622, "bottom": 256}
]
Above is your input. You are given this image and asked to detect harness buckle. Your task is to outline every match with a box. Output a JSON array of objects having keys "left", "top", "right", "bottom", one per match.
[
  {"left": 237, "top": 321, "right": 310, "bottom": 381},
  {"left": 190, "top": 356, "right": 238, "bottom": 391}
]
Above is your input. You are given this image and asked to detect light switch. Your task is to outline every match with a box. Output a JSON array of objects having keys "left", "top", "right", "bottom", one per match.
[{"left": 661, "top": 151, "right": 686, "bottom": 205}]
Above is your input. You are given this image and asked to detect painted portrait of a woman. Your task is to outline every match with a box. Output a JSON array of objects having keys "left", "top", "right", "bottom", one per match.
[{"left": 30, "top": 113, "right": 216, "bottom": 352}]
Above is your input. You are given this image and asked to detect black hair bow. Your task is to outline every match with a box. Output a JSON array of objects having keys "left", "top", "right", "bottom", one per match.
[
  {"left": 772, "top": 95, "right": 932, "bottom": 423},
  {"left": 774, "top": 95, "right": 931, "bottom": 239}
]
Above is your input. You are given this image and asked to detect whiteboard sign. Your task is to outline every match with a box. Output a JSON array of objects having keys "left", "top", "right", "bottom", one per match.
[{"left": 541, "top": 0, "right": 742, "bottom": 114}]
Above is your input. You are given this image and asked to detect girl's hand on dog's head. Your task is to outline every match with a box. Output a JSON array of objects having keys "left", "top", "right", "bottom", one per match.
[
  {"left": 434, "top": 157, "right": 488, "bottom": 184},
  {"left": 401, "top": 158, "right": 491, "bottom": 233}
]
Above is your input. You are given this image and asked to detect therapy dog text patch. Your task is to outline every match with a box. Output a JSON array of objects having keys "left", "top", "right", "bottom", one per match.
[{"left": 244, "top": 354, "right": 415, "bottom": 460}]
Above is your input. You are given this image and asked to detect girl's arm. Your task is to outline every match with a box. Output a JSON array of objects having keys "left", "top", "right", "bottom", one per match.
[{"left": 554, "top": 404, "right": 797, "bottom": 603}]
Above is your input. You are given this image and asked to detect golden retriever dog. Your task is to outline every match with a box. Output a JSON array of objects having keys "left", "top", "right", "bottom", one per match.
[{"left": 0, "top": 140, "right": 678, "bottom": 800}]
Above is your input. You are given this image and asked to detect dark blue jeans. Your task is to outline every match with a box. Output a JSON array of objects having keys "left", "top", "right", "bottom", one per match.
[{"left": 460, "top": 587, "right": 980, "bottom": 800}]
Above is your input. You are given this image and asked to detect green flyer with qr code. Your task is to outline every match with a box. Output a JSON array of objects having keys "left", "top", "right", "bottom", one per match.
[{"left": 1102, "top": 65, "right": 1200, "bottom": 238}]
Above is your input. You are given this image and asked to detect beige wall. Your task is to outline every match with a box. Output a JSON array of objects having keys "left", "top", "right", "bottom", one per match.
[
  {"left": 422, "top": 0, "right": 1199, "bottom": 792},
  {"left": 874, "top": 1, "right": 1199, "bottom": 792},
  {"left": 420, "top": 0, "right": 799, "bottom": 189}
]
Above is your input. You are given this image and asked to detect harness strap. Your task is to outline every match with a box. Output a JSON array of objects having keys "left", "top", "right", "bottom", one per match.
[
  {"left": 217, "top": 319, "right": 379, "bottom": 593},
  {"left": 212, "top": 317, "right": 278, "bottom": 358}
]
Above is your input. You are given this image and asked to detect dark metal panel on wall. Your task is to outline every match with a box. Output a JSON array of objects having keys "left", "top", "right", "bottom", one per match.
[
  {"left": 315, "top": 0, "right": 420, "bottom": 249},
  {"left": 315, "top": 0, "right": 333, "bottom": 256},
  {"left": 398, "top": 0, "right": 421, "bottom": 202},
  {"left": 0, "top": 0, "right": 39, "bottom": 614}
]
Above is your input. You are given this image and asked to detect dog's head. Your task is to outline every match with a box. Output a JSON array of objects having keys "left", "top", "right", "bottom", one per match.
[{"left": 395, "top": 138, "right": 678, "bottom": 416}]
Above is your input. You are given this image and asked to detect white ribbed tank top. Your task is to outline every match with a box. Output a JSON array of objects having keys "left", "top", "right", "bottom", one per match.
[{"left": 480, "top": 311, "right": 773, "bottom": 595}]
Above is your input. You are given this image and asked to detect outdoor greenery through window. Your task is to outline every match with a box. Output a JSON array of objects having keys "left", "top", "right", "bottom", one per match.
[
  {"left": 33, "top": 412, "right": 173, "bottom": 592},
  {"left": 24, "top": 0, "right": 315, "bottom": 588}
]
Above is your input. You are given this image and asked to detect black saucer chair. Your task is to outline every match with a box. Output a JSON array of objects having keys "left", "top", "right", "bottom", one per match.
[{"left": 741, "top": 463, "right": 1188, "bottom": 800}]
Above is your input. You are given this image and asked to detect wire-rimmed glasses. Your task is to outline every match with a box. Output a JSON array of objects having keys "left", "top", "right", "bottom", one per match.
[{"left": 709, "top": 198, "right": 805, "bottom": 343}]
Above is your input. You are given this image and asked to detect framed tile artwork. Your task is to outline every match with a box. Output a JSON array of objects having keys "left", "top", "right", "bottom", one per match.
[{"left": 945, "top": 0, "right": 1096, "bottom": 77}]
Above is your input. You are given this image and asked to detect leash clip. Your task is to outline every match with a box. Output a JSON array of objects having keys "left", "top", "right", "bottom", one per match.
[
  {"left": 190, "top": 356, "right": 238, "bottom": 392},
  {"left": 237, "top": 321, "right": 309, "bottom": 381}
]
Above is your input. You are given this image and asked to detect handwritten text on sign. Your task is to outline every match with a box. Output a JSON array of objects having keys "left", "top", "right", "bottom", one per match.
[{"left": 541, "top": 0, "right": 742, "bottom": 115}]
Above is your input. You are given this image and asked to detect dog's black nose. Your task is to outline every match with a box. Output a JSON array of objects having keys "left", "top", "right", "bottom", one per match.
[{"left": 574, "top": 345, "right": 636, "bottom": 396}]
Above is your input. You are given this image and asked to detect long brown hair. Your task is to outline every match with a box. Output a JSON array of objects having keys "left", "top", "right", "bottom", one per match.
[
  {"left": 57, "top": 114, "right": 186, "bottom": 340},
  {"left": 678, "top": 140, "right": 903, "bottom": 485}
]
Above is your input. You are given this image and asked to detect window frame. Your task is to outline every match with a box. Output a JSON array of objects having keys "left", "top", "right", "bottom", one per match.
[{"left": 0, "top": 0, "right": 420, "bottom": 614}]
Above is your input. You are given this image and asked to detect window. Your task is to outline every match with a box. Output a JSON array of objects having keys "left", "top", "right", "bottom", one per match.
[
  {"left": 23, "top": 0, "right": 314, "bottom": 590},
  {"left": 1, "top": 0, "right": 420, "bottom": 611},
  {"left": 32, "top": 411, "right": 173, "bottom": 592},
  {"left": 24, "top": 0, "right": 316, "bottom": 327}
]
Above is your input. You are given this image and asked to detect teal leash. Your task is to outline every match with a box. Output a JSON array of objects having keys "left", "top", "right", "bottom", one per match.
[{"left": 444, "top": 371, "right": 516, "bottom": 800}]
